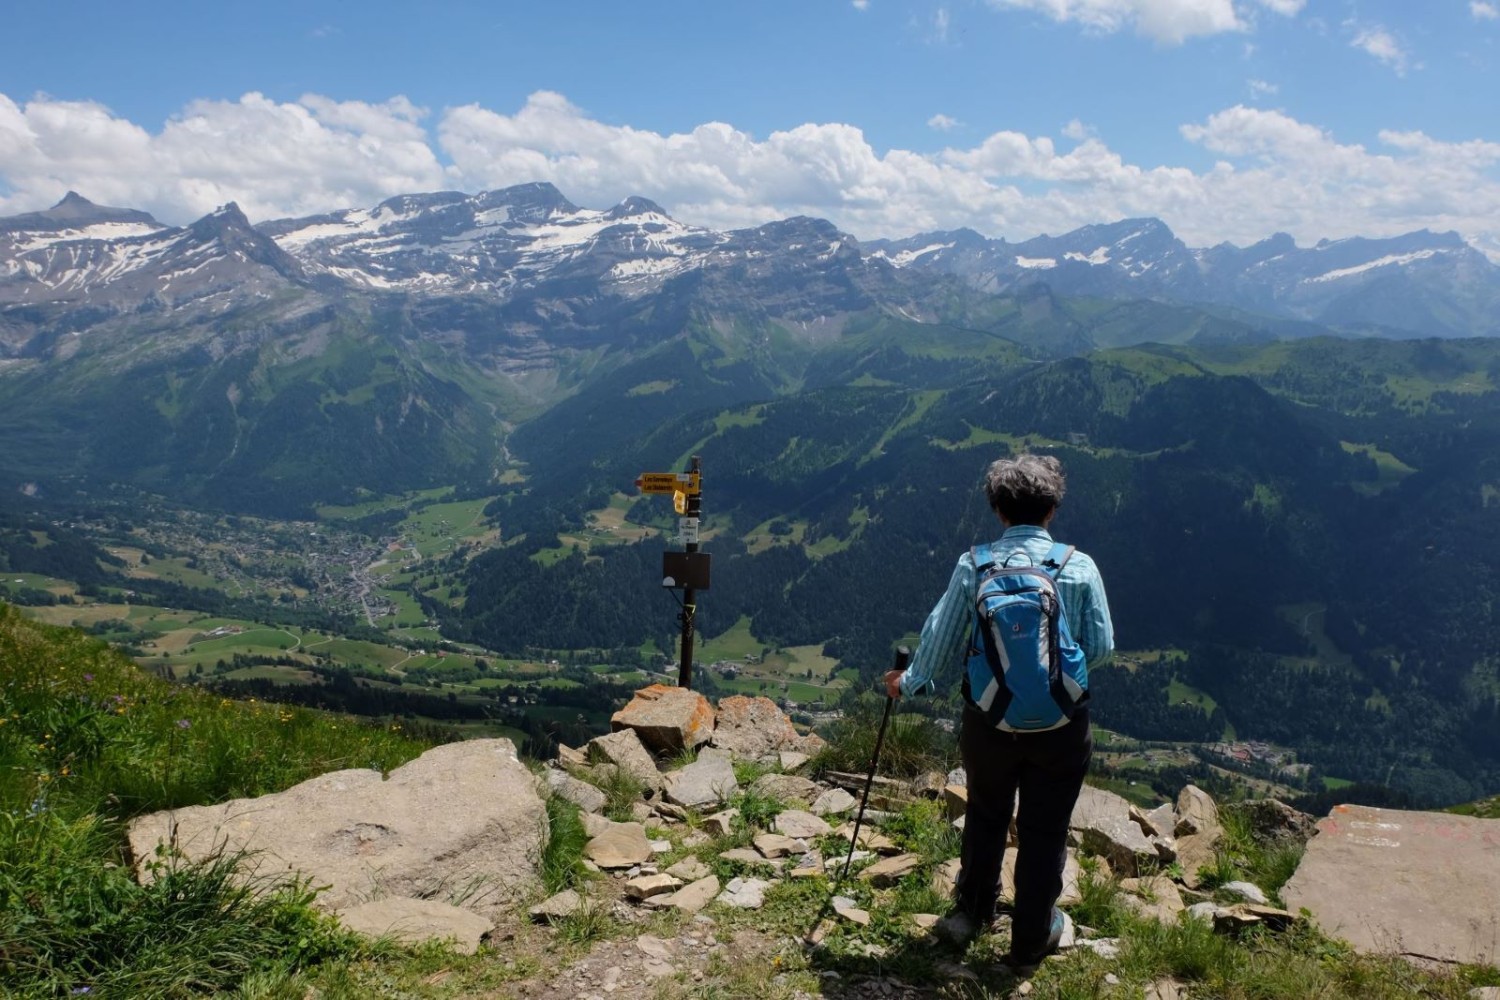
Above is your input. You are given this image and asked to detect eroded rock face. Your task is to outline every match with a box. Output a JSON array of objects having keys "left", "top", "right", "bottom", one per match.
[
  {"left": 1070, "top": 784, "right": 1158, "bottom": 877},
  {"left": 710, "top": 696, "right": 801, "bottom": 758},
  {"left": 611, "top": 684, "right": 715, "bottom": 756},
  {"left": 1282, "top": 804, "right": 1500, "bottom": 965},
  {"left": 1224, "top": 798, "right": 1317, "bottom": 845},
  {"left": 127, "top": 739, "right": 545, "bottom": 919}
]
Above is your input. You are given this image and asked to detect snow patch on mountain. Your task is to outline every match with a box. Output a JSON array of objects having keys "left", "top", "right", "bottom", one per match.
[
  {"left": 874, "top": 242, "right": 953, "bottom": 267},
  {"left": 9, "top": 222, "right": 165, "bottom": 252},
  {"left": 1016, "top": 256, "right": 1057, "bottom": 269},
  {"left": 1305, "top": 249, "right": 1443, "bottom": 283},
  {"left": 1064, "top": 247, "right": 1111, "bottom": 265}
]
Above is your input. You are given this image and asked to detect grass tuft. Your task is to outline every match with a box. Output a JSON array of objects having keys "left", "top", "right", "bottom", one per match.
[{"left": 540, "top": 795, "right": 591, "bottom": 894}]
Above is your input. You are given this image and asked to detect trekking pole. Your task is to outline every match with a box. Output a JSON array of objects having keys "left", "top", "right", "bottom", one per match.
[{"left": 838, "top": 645, "right": 911, "bottom": 885}]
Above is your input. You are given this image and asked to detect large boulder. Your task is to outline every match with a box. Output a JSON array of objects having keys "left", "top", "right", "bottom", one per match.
[
  {"left": 611, "top": 684, "right": 715, "bottom": 756},
  {"left": 710, "top": 695, "right": 824, "bottom": 758},
  {"left": 1282, "top": 804, "right": 1500, "bottom": 965},
  {"left": 127, "top": 739, "right": 545, "bottom": 920},
  {"left": 1069, "top": 784, "right": 1158, "bottom": 877}
]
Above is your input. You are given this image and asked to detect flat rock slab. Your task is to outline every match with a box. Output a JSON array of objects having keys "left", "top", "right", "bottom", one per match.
[
  {"left": 861, "top": 852, "right": 921, "bottom": 886},
  {"left": 1282, "top": 804, "right": 1500, "bottom": 964},
  {"left": 337, "top": 898, "right": 492, "bottom": 954},
  {"left": 611, "top": 684, "right": 714, "bottom": 756},
  {"left": 126, "top": 739, "right": 544, "bottom": 919},
  {"left": 754, "top": 833, "right": 802, "bottom": 859},
  {"left": 750, "top": 773, "right": 821, "bottom": 805},
  {"left": 625, "top": 873, "right": 682, "bottom": 900},
  {"left": 666, "top": 857, "right": 711, "bottom": 881},
  {"left": 812, "top": 787, "right": 857, "bottom": 816},
  {"left": 774, "top": 809, "right": 832, "bottom": 839},
  {"left": 717, "top": 876, "right": 772, "bottom": 909},
  {"left": 652, "top": 875, "right": 719, "bottom": 914},
  {"left": 529, "top": 889, "right": 585, "bottom": 924},
  {"left": 587, "top": 728, "right": 663, "bottom": 794},
  {"left": 585, "top": 821, "right": 653, "bottom": 869},
  {"left": 664, "top": 749, "right": 738, "bottom": 808},
  {"left": 545, "top": 768, "right": 606, "bottom": 814}
]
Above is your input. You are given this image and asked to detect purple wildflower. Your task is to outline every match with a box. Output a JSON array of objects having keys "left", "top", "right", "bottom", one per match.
[{"left": 175, "top": 719, "right": 191, "bottom": 729}]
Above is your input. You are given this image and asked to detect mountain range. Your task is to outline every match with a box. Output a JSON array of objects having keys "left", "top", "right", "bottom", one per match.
[
  {"left": 4, "top": 184, "right": 1499, "bottom": 355},
  {"left": 2, "top": 185, "right": 1500, "bottom": 806}
]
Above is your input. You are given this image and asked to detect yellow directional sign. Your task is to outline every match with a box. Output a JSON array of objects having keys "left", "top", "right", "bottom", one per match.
[{"left": 636, "top": 471, "right": 700, "bottom": 495}]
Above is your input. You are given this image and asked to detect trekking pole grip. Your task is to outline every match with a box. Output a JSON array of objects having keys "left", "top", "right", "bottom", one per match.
[{"left": 876, "top": 645, "right": 911, "bottom": 693}]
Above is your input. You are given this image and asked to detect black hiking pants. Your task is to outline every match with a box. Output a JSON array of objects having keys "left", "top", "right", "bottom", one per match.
[{"left": 955, "top": 705, "right": 1092, "bottom": 962}]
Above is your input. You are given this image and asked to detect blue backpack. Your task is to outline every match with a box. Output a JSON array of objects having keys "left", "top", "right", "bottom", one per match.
[{"left": 962, "top": 541, "right": 1090, "bottom": 731}]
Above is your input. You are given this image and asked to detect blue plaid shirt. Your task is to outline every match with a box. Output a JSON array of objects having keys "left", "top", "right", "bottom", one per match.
[{"left": 899, "top": 525, "right": 1115, "bottom": 697}]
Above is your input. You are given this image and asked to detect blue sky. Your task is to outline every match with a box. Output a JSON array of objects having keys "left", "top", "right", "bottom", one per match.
[{"left": 2, "top": 1, "right": 1497, "bottom": 253}]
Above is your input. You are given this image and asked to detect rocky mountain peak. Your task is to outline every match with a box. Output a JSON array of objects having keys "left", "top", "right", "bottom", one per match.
[
  {"left": 478, "top": 181, "right": 579, "bottom": 224},
  {"left": 605, "top": 195, "right": 670, "bottom": 221},
  {"left": 0, "top": 191, "right": 161, "bottom": 233}
]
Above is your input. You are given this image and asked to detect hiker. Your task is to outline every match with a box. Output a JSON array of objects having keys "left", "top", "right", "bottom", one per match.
[{"left": 884, "top": 453, "right": 1114, "bottom": 974}]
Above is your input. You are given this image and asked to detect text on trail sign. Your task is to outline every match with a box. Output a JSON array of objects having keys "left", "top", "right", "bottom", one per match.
[{"left": 636, "top": 472, "right": 701, "bottom": 495}]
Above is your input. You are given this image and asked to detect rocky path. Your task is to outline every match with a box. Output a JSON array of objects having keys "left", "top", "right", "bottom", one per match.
[{"left": 499, "top": 919, "right": 955, "bottom": 1000}]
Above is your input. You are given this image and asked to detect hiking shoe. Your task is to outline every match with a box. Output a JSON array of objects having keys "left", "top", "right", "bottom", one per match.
[
  {"left": 1003, "top": 908, "right": 1068, "bottom": 977},
  {"left": 934, "top": 910, "right": 981, "bottom": 946}
]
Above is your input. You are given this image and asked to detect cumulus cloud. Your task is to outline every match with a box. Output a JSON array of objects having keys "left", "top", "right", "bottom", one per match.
[
  {"left": 2, "top": 90, "right": 1498, "bottom": 257},
  {"left": 0, "top": 92, "right": 447, "bottom": 223},
  {"left": 985, "top": 0, "right": 1245, "bottom": 44},
  {"left": 1472, "top": 1, "right": 1499, "bottom": 20},
  {"left": 1247, "top": 78, "right": 1278, "bottom": 98},
  {"left": 928, "top": 113, "right": 963, "bottom": 131},
  {"left": 1349, "top": 23, "right": 1410, "bottom": 74},
  {"left": 1253, "top": 0, "right": 1304, "bottom": 14}
]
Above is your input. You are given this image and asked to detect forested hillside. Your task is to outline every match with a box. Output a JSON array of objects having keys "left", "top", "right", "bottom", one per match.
[{"left": 451, "top": 336, "right": 1500, "bottom": 805}]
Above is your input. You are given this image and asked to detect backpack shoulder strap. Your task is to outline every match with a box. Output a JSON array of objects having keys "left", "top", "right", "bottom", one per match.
[
  {"left": 972, "top": 543, "right": 995, "bottom": 573},
  {"left": 1041, "top": 542, "right": 1075, "bottom": 580}
]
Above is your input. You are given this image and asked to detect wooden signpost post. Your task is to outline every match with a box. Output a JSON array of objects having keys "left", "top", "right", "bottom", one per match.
[{"left": 635, "top": 456, "right": 709, "bottom": 690}]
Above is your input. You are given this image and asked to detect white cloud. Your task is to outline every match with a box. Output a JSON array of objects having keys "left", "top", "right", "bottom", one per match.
[
  {"left": 986, "top": 0, "right": 1244, "bottom": 44},
  {"left": 1248, "top": 78, "right": 1278, "bottom": 98},
  {"left": 0, "top": 92, "right": 447, "bottom": 223},
  {"left": 1349, "top": 23, "right": 1410, "bottom": 75},
  {"left": 928, "top": 113, "right": 963, "bottom": 131},
  {"left": 1061, "top": 118, "right": 1093, "bottom": 140},
  {"left": 1472, "top": 1, "right": 1499, "bottom": 20},
  {"left": 933, "top": 6, "right": 952, "bottom": 42},
  {"left": 851, "top": 0, "right": 870, "bottom": 10},
  {"left": 2, "top": 90, "right": 1498, "bottom": 259},
  {"left": 1252, "top": 0, "right": 1304, "bottom": 14}
]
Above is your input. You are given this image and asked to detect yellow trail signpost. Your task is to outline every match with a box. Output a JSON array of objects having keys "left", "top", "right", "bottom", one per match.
[
  {"left": 635, "top": 472, "right": 700, "bottom": 495},
  {"left": 636, "top": 458, "right": 707, "bottom": 689}
]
